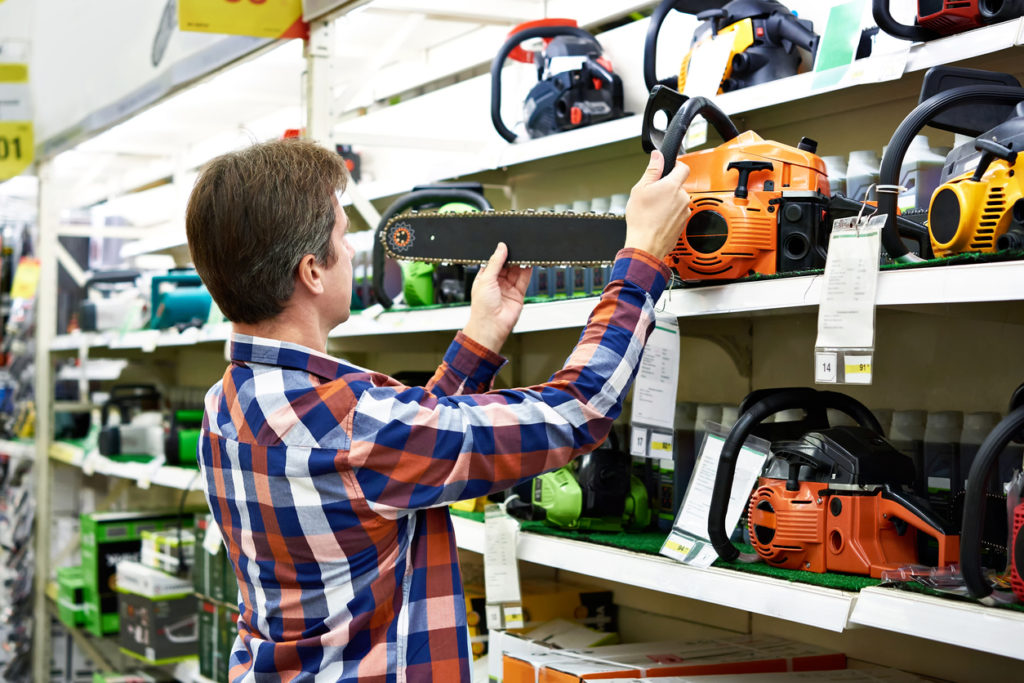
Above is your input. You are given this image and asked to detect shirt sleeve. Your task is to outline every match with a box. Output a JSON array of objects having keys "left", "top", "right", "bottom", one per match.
[
  {"left": 423, "top": 332, "right": 507, "bottom": 398},
  {"left": 346, "top": 249, "right": 671, "bottom": 514}
]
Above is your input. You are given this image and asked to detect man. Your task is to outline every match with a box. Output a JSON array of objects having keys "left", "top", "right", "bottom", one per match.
[{"left": 186, "top": 138, "right": 690, "bottom": 682}]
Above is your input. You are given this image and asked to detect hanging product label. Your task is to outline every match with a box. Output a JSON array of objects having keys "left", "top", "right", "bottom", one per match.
[
  {"left": 814, "top": 214, "right": 884, "bottom": 385},
  {"left": 178, "top": 0, "right": 307, "bottom": 39},
  {"left": 0, "top": 42, "right": 34, "bottom": 181},
  {"left": 681, "top": 31, "right": 735, "bottom": 97},
  {"left": 483, "top": 504, "right": 524, "bottom": 630},
  {"left": 630, "top": 316, "right": 680, "bottom": 459},
  {"left": 661, "top": 425, "right": 769, "bottom": 568}
]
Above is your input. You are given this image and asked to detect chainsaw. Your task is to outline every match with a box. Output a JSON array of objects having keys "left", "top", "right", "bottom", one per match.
[
  {"left": 507, "top": 432, "right": 651, "bottom": 531},
  {"left": 878, "top": 66, "right": 1024, "bottom": 264},
  {"left": 708, "top": 388, "right": 960, "bottom": 577},
  {"left": 960, "top": 383, "right": 1024, "bottom": 603},
  {"left": 872, "top": 0, "right": 1024, "bottom": 43},
  {"left": 491, "top": 18, "right": 626, "bottom": 142},
  {"left": 644, "top": 0, "right": 819, "bottom": 94},
  {"left": 371, "top": 184, "right": 492, "bottom": 309},
  {"left": 640, "top": 86, "right": 931, "bottom": 281},
  {"left": 98, "top": 384, "right": 165, "bottom": 464}
]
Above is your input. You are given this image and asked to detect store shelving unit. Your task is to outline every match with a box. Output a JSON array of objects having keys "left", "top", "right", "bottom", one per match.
[{"left": 27, "top": 2, "right": 1024, "bottom": 681}]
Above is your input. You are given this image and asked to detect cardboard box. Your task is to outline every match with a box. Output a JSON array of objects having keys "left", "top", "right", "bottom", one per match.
[
  {"left": 80, "top": 510, "right": 192, "bottom": 636},
  {"left": 591, "top": 669, "right": 929, "bottom": 682},
  {"left": 140, "top": 528, "right": 195, "bottom": 575},
  {"left": 199, "top": 598, "right": 239, "bottom": 683},
  {"left": 490, "top": 621, "right": 620, "bottom": 683},
  {"left": 503, "top": 635, "right": 846, "bottom": 683},
  {"left": 56, "top": 565, "right": 87, "bottom": 628},
  {"left": 116, "top": 561, "right": 198, "bottom": 665}
]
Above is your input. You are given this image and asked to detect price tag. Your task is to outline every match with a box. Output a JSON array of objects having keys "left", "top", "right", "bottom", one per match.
[
  {"left": 483, "top": 504, "right": 522, "bottom": 630},
  {"left": 630, "top": 317, "right": 680, "bottom": 459},
  {"left": 0, "top": 44, "right": 33, "bottom": 181},
  {"left": 178, "top": 0, "right": 307, "bottom": 39},
  {"left": 203, "top": 518, "right": 224, "bottom": 555},
  {"left": 814, "top": 214, "right": 883, "bottom": 385}
]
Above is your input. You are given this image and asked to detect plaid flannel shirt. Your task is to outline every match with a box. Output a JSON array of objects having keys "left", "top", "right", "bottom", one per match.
[{"left": 199, "top": 249, "right": 670, "bottom": 682}]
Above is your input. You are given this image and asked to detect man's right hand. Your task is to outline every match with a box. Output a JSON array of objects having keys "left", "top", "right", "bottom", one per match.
[{"left": 623, "top": 149, "right": 692, "bottom": 259}]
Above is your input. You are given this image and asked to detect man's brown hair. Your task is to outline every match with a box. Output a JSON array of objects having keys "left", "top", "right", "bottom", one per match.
[{"left": 185, "top": 138, "right": 348, "bottom": 324}]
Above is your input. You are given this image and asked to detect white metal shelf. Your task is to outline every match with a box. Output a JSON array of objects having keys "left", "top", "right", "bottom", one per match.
[
  {"left": 49, "top": 440, "right": 204, "bottom": 491},
  {"left": 48, "top": 259, "right": 1024, "bottom": 354},
  {"left": 451, "top": 515, "right": 1024, "bottom": 660},
  {"left": 0, "top": 439, "right": 36, "bottom": 460}
]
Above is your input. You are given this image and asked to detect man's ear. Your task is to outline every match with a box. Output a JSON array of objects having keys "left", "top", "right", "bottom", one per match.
[{"left": 295, "top": 254, "right": 326, "bottom": 296}]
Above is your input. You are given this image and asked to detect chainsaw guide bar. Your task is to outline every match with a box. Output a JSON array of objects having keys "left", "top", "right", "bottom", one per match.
[{"left": 380, "top": 211, "right": 627, "bottom": 266}]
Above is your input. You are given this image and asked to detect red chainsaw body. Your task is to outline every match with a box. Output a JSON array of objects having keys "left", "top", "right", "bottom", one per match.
[{"left": 918, "top": 0, "right": 985, "bottom": 35}]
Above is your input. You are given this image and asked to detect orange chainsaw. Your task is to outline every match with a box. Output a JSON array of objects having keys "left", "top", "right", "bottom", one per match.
[{"left": 641, "top": 86, "right": 931, "bottom": 281}]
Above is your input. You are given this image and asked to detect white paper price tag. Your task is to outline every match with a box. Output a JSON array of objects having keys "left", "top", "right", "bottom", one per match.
[
  {"left": 814, "top": 214, "right": 883, "bottom": 385},
  {"left": 630, "top": 316, "right": 680, "bottom": 458},
  {"left": 630, "top": 427, "right": 648, "bottom": 457},
  {"left": 483, "top": 504, "right": 522, "bottom": 629}
]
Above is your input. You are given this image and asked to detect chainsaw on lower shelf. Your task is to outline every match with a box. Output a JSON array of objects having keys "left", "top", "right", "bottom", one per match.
[
  {"left": 644, "top": 0, "right": 819, "bottom": 94},
  {"left": 872, "top": 0, "right": 1024, "bottom": 43},
  {"left": 879, "top": 66, "right": 1024, "bottom": 264},
  {"left": 708, "top": 388, "right": 960, "bottom": 578},
  {"left": 960, "top": 382, "right": 1024, "bottom": 603},
  {"left": 507, "top": 432, "right": 651, "bottom": 531},
  {"left": 491, "top": 18, "right": 626, "bottom": 143},
  {"left": 639, "top": 86, "right": 931, "bottom": 281}
]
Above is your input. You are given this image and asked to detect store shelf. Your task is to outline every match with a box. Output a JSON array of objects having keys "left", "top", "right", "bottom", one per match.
[
  {"left": 0, "top": 439, "right": 36, "bottom": 460},
  {"left": 48, "top": 259, "right": 1024, "bottom": 354},
  {"left": 453, "top": 516, "right": 1024, "bottom": 659},
  {"left": 849, "top": 586, "right": 1024, "bottom": 662},
  {"left": 451, "top": 515, "right": 854, "bottom": 633},
  {"left": 49, "top": 441, "right": 203, "bottom": 491}
]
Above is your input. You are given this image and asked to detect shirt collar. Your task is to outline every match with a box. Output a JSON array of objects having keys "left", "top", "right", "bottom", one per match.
[{"left": 230, "top": 333, "right": 351, "bottom": 381}]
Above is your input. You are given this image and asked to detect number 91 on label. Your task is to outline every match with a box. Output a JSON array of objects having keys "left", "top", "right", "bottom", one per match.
[{"left": 0, "top": 122, "right": 33, "bottom": 181}]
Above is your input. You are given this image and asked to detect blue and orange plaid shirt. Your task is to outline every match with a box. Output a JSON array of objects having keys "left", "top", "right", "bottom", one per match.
[{"left": 199, "top": 249, "right": 670, "bottom": 682}]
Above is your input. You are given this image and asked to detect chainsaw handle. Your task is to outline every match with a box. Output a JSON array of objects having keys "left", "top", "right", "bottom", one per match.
[
  {"left": 101, "top": 384, "right": 162, "bottom": 427},
  {"left": 879, "top": 84, "right": 1024, "bottom": 261},
  {"left": 709, "top": 388, "right": 882, "bottom": 562},
  {"left": 490, "top": 24, "right": 603, "bottom": 143},
  {"left": 658, "top": 94, "right": 740, "bottom": 178},
  {"left": 372, "top": 189, "right": 491, "bottom": 309},
  {"left": 827, "top": 194, "right": 932, "bottom": 260},
  {"left": 879, "top": 485, "right": 960, "bottom": 565},
  {"left": 960, "top": 403, "right": 1024, "bottom": 598},
  {"left": 871, "top": 0, "right": 938, "bottom": 42}
]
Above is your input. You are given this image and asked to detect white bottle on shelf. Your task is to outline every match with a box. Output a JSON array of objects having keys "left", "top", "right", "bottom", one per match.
[
  {"left": 846, "top": 149, "right": 881, "bottom": 203},
  {"left": 899, "top": 135, "right": 945, "bottom": 212},
  {"left": 821, "top": 155, "right": 847, "bottom": 197}
]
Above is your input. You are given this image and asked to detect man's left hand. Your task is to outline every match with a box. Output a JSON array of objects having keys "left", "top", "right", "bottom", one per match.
[{"left": 462, "top": 242, "right": 532, "bottom": 354}]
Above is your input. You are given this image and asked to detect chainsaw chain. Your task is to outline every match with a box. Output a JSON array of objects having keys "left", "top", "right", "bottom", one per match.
[{"left": 380, "top": 209, "right": 625, "bottom": 266}]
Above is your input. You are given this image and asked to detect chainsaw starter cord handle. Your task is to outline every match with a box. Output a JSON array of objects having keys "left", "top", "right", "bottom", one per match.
[
  {"left": 372, "top": 189, "right": 492, "bottom": 309},
  {"left": 491, "top": 25, "right": 603, "bottom": 143},
  {"left": 960, "top": 404, "right": 1024, "bottom": 598},
  {"left": 871, "top": 0, "right": 939, "bottom": 42},
  {"left": 708, "top": 389, "right": 882, "bottom": 562},
  {"left": 879, "top": 84, "right": 1024, "bottom": 261},
  {"left": 660, "top": 96, "right": 741, "bottom": 178}
]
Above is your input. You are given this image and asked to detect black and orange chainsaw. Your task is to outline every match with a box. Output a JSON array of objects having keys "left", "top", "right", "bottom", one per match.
[
  {"left": 872, "top": 0, "right": 1024, "bottom": 43},
  {"left": 960, "top": 383, "right": 1024, "bottom": 603},
  {"left": 708, "top": 388, "right": 960, "bottom": 577}
]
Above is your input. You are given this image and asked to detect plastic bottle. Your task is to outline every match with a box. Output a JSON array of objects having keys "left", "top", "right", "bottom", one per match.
[
  {"left": 846, "top": 149, "right": 881, "bottom": 203},
  {"left": 889, "top": 409, "right": 927, "bottom": 491},
  {"left": 899, "top": 135, "right": 946, "bottom": 212},
  {"left": 960, "top": 411, "right": 1002, "bottom": 492},
  {"left": 923, "top": 411, "right": 963, "bottom": 494},
  {"left": 821, "top": 155, "right": 847, "bottom": 197},
  {"left": 609, "top": 194, "right": 629, "bottom": 216}
]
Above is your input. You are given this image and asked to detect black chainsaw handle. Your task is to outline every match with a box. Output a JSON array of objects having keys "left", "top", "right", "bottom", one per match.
[
  {"left": 643, "top": 0, "right": 688, "bottom": 91},
  {"left": 640, "top": 87, "right": 740, "bottom": 177},
  {"left": 960, "top": 400, "right": 1024, "bottom": 599},
  {"left": 490, "top": 25, "right": 603, "bottom": 143},
  {"left": 372, "top": 189, "right": 492, "bottom": 310},
  {"left": 708, "top": 388, "right": 883, "bottom": 562},
  {"left": 871, "top": 0, "right": 938, "bottom": 42},
  {"left": 879, "top": 84, "right": 1024, "bottom": 262}
]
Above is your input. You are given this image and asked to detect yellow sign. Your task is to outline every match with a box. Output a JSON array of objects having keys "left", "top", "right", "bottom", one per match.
[
  {"left": 178, "top": 0, "right": 307, "bottom": 39},
  {"left": 0, "top": 56, "right": 32, "bottom": 181},
  {"left": 10, "top": 257, "right": 40, "bottom": 300}
]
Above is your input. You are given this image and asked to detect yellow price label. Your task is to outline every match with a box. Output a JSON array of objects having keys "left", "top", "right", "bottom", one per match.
[
  {"left": 0, "top": 121, "right": 33, "bottom": 180},
  {"left": 10, "top": 256, "right": 40, "bottom": 300},
  {"left": 178, "top": 0, "right": 307, "bottom": 39},
  {"left": 845, "top": 362, "right": 871, "bottom": 374}
]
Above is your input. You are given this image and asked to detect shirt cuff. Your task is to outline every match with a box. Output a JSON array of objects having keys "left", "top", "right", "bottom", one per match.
[
  {"left": 443, "top": 331, "right": 508, "bottom": 391},
  {"left": 610, "top": 248, "right": 672, "bottom": 301}
]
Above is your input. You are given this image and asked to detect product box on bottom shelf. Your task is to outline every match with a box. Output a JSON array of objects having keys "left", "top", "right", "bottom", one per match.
[
  {"left": 466, "top": 578, "right": 617, "bottom": 658},
  {"left": 489, "top": 619, "right": 621, "bottom": 683},
  {"left": 56, "top": 565, "right": 87, "bottom": 628},
  {"left": 503, "top": 635, "right": 846, "bottom": 683},
  {"left": 200, "top": 598, "right": 239, "bottom": 683},
  {"left": 92, "top": 672, "right": 178, "bottom": 682},
  {"left": 51, "top": 619, "right": 96, "bottom": 683},
  {"left": 193, "top": 514, "right": 239, "bottom": 604},
  {"left": 116, "top": 561, "right": 198, "bottom": 665},
  {"left": 80, "top": 510, "right": 193, "bottom": 636}
]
